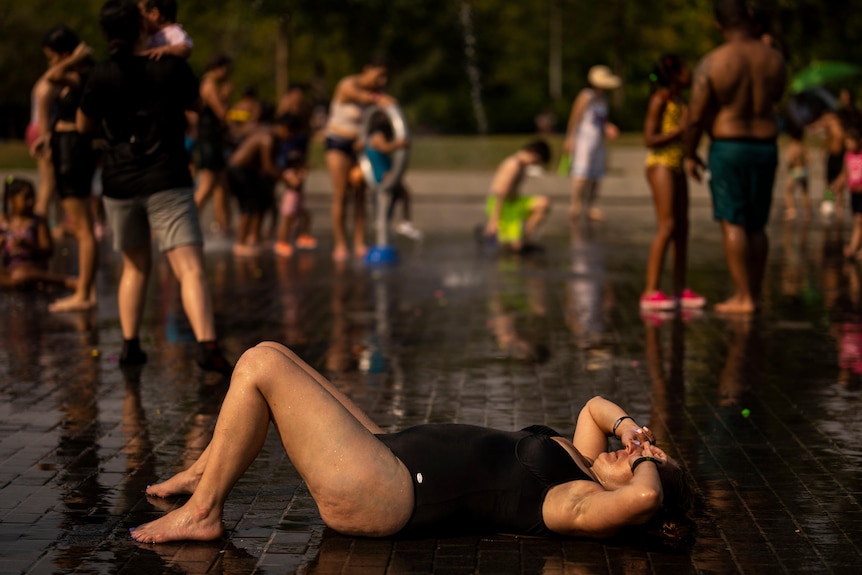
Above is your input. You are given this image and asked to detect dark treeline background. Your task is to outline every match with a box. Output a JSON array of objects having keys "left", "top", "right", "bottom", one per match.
[{"left": 1, "top": 0, "right": 861, "bottom": 138}]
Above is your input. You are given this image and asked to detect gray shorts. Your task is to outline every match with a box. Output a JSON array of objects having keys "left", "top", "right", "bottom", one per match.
[{"left": 103, "top": 187, "right": 203, "bottom": 252}]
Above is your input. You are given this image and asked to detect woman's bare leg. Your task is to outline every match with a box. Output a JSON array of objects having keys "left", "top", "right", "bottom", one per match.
[{"left": 133, "top": 342, "right": 410, "bottom": 542}]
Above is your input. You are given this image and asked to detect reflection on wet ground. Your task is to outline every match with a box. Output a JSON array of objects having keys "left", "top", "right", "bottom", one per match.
[{"left": 2, "top": 197, "right": 862, "bottom": 574}]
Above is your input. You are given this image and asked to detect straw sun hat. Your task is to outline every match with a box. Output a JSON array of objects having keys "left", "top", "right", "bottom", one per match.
[{"left": 588, "top": 65, "right": 622, "bottom": 90}]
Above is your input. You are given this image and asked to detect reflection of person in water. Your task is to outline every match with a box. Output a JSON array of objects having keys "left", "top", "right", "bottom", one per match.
[
  {"left": 488, "top": 269, "right": 550, "bottom": 364},
  {"left": 132, "top": 343, "right": 694, "bottom": 545},
  {"left": 832, "top": 262, "right": 862, "bottom": 387}
]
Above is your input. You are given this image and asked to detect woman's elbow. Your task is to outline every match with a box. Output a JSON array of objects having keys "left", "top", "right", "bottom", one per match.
[{"left": 633, "top": 487, "right": 663, "bottom": 518}]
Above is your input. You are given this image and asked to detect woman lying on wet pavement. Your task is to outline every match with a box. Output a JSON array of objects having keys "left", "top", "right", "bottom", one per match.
[{"left": 131, "top": 342, "right": 695, "bottom": 546}]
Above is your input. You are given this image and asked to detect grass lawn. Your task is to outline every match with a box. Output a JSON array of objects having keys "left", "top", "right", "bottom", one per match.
[
  {"left": 0, "top": 140, "right": 35, "bottom": 171},
  {"left": 0, "top": 132, "right": 649, "bottom": 173}
]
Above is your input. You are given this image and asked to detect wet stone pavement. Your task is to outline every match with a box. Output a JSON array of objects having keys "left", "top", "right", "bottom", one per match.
[{"left": 2, "top": 175, "right": 862, "bottom": 574}]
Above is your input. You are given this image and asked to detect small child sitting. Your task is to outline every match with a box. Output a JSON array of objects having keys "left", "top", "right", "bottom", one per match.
[
  {"left": 1, "top": 177, "right": 76, "bottom": 290},
  {"left": 140, "top": 0, "right": 193, "bottom": 60}
]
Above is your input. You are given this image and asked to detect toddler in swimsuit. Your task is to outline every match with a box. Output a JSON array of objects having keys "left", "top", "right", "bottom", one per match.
[{"left": 1, "top": 177, "right": 76, "bottom": 290}]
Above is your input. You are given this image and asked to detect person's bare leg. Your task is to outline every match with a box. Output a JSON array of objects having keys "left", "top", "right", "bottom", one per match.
[
  {"left": 34, "top": 154, "right": 55, "bottom": 218},
  {"left": 50, "top": 198, "right": 98, "bottom": 312},
  {"left": 585, "top": 180, "right": 604, "bottom": 221},
  {"left": 845, "top": 215, "right": 862, "bottom": 258},
  {"left": 569, "top": 177, "right": 588, "bottom": 223},
  {"left": 194, "top": 169, "right": 215, "bottom": 210},
  {"left": 147, "top": 338, "right": 384, "bottom": 499},
  {"left": 800, "top": 182, "right": 812, "bottom": 221},
  {"left": 524, "top": 195, "right": 550, "bottom": 241},
  {"left": 715, "top": 220, "right": 756, "bottom": 314},
  {"left": 353, "top": 183, "right": 368, "bottom": 258},
  {"left": 133, "top": 342, "right": 411, "bottom": 543},
  {"left": 746, "top": 229, "right": 769, "bottom": 303},
  {"left": 212, "top": 171, "right": 230, "bottom": 233},
  {"left": 326, "top": 151, "right": 351, "bottom": 260},
  {"left": 644, "top": 166, "right": 675, "bottom": 296},
  {"left": 783, "top": 178, "right": 797, "bottom": 220},
  {"left": 118, "top": 247, "right": 152, "bottom": 339},
  {"left": 165, "top": 244, "right": 216, "bottom": 342}
]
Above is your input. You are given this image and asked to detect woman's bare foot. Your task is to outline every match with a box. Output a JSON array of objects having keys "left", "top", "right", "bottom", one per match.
[
  {"left": 714, "top": 296, "right": 756, "bottom": 314},
  {"left": 353, "top": 244, "right": 368, "bottom": 259},
  {"left": 49, "top": 293, "right": 96, "bottom": 313},
  {"left": 844, "top": 245, "right": 858, "bottom": 259},
  {"left": 130, "top": 502, "right": 224, "bottom": 543},
  {"left": 146, "top": 468, "right": 201, "bottom": 498}
]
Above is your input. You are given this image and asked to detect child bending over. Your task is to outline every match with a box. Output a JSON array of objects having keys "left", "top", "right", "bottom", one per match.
[
  {"left": 483, "top": 140, "right": 551, "bottom": 252},
  {"left": 227, "top": 114, "right": 296, "bottom": 256}
]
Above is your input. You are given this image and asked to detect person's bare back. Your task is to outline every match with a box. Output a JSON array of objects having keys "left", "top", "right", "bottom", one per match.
[{"left": 696, "top": 38, "right": 785, "bottom": 140}]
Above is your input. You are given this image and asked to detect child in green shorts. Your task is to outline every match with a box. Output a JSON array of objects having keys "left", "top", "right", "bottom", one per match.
[{"left": 483, "top": 140, "right": 551, "bottom": 252}]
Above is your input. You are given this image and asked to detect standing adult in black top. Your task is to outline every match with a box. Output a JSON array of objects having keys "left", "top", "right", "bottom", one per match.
[
  {"left": 41, "top": 26, "right": 100, "bottom": 313},
  {"left": 78, "top": 0, "right": 230, "bottom": 373}
]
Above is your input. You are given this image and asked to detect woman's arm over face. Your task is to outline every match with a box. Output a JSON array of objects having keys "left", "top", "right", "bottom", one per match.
[
  {"left": 573, "top": 396, "right": 653, "bottom": 459},
  {"left": 543, "top": 458, "right": 663, "bottom": 538}
]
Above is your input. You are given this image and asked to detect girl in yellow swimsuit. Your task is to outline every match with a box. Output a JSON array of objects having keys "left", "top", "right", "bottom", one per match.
[{"left": 641, "top": 55, "right": 705, "bottom": 312}]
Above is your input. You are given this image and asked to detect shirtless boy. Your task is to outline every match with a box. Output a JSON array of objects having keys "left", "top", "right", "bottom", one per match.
[
  {"left": 684, "top": 0, "right": 786, "bottom": 314},
  {"left": 483, "top": 140, "right": 551, "bottom": 252}
]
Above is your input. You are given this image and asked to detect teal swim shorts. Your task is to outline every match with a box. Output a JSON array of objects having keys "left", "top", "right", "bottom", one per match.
[{"left": 707, "top": 138, "right": 778, "bottom": 232}]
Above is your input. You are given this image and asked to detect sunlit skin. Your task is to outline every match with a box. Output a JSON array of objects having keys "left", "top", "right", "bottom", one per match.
[{"left": 683, "top": 11, "right": 786, "bottom": 315}]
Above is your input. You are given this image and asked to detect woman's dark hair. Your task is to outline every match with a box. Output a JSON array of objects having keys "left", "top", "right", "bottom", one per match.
[
  {"left": 205, "top": 53, "right": 232, "bottom": 73},
  {"left": 42, "top": 25, "right": 79, "bottom": 55},
  {"left": 99, "top": 0, "right": 142, "bottom": 55},
  {"left": 641, "top": 462, "right": 698, "bottom": 550},
  {"left": 651, "top": 54, "right": 684, "bottom": 88},
  {"left": 3, "top": 177, "right": 35, "bottom": 218}
]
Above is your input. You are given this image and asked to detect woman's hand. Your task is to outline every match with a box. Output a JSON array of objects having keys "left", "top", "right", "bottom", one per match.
[{"left": 620, "top": 424, "right": 657, "bottom": 453}]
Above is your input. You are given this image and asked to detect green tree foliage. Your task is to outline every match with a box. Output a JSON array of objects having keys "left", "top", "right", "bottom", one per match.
[{"left": 1, "top": 0, "right": 861, "bottom": 138}]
